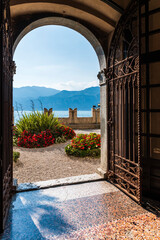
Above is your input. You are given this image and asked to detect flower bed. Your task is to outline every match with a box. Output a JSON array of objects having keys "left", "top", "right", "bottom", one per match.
[
  {"left": 16, "top": 125, "right": 76, "bottom": 148},
  {"left": 17, "top": 129, "right": 55, "bottom": 148},
  {"left": 14, "top": 111, "right": 76, "bottom": 148},
  {"left": 65, "top": 133, "right": 101, "bottom": 157}
]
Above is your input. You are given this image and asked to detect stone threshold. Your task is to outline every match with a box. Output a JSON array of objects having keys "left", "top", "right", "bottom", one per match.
[{"left": 15, "top": 173, "right": 104, "bottom": 192}]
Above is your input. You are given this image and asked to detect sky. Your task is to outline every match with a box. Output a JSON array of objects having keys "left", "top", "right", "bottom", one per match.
[{"left": 13, "top": 26, "right": 100, "bottom": 91}]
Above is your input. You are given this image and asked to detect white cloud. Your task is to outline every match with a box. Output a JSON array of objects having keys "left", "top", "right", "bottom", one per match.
[
  {"left": 14, "top": 64, "right": 99, "bottom": 91},
  {"left": 51, "top": 80, "right": 98, "bottom": 91},
  {"left": 14, "top": 78, "right": 98, "bottom": 91}
]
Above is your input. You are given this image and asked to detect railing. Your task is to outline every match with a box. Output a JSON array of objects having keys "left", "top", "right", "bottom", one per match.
[{"left": 58, "top": 108, "right": 100, "bottom": 129}]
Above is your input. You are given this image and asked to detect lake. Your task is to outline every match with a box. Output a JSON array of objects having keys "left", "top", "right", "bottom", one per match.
[{"left": 14, "top": 110, "right": 92, "bottom": 123}]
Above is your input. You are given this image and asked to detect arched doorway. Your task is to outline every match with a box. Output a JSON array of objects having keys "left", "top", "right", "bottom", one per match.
[
  {"left": 13, "top": 17, "right": 106, "bottom": 70},
  {"left": 1, "top": 0, "right": 160, "bottom": 233},
  {"left": 13, "top": 24, "right": 103, "bottom": 184},
  {"left": 12, "top": 19, "right": 107, "bottom": 170},
  {"left": 9, "top": 0, "right": 120, "bottom": 189},
  {"left": 0, "top": 3, "right": 108, "bottom": 230}
]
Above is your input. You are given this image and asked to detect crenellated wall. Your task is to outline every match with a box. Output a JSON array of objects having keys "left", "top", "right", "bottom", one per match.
[{"left": 58, "top": 108, "right": 100, "bottom": 129}]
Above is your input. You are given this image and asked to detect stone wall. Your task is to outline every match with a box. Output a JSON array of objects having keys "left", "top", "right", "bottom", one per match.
[{"left": 58, "top": 108, "right": 100, "bottom": 129}]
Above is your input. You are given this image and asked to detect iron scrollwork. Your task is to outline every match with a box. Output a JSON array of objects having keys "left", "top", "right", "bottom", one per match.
[{"left": 106, "top": 0, "right": 141, "bottom": 203}]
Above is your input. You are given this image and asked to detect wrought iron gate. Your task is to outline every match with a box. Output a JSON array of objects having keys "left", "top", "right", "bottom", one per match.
[
  {"left": 106, "top": 1, "right": 142, "bottom": 203},
  {"left": 0, "top": 0, "right": 13, "bottom": 232}
]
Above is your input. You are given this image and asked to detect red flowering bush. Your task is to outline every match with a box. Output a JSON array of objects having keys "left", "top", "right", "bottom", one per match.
[
  {"left": 16, "top": 125, "right": 76, "bottom": 148},
  {"left": 17, "top": 130, "right": 55, "bottom": 148},
  {"left": 51, "top": 124, "right": 76, "bottom": 140},
  {"left": 65, "top": 133, "right": 101, "bottom": 157},
  {"left": 71, "top": 133, "right": 101, "bottom": 150},
  {"left": 58, "top": 125, "right": 76, "bottom": 139}
]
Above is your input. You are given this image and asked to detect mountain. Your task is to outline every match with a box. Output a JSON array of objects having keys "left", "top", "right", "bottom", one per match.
[
  {"left": 38, "top": 87, "right": 100, "bottom": 110},
  {"left": 14, "top": 86, "right": 60, "bottom": 100},
  {"left": 13, "top": 86, "right": 60, "bottom": 110},
  {"left": 13, "top": 86, "right": 100, "bottom": 111}
]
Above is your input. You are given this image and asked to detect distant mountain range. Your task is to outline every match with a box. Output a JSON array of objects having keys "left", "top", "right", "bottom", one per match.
[
  {"left": 13, "top": 86, "right": 100, "bottom": 111},
  {"left": 13, "top": 86, "right": 60, "bottom": 100}
]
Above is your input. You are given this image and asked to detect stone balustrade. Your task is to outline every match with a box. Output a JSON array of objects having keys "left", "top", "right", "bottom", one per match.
[{"left": 58, "top": 108, "right": 100, "bottom": 129}]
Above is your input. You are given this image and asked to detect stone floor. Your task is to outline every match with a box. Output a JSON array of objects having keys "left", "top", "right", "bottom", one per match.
[{"left": 0, "top": 181, "right": 160, "bottom": 240}]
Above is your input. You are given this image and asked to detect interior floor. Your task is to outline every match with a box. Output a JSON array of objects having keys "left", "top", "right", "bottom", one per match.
[{"left": 0, "top": 181, "right": 159, "bottom": 239}]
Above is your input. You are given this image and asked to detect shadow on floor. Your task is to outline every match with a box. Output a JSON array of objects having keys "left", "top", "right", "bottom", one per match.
[{"left": 0, "top": 190, "right": 76, "bottom": 240}]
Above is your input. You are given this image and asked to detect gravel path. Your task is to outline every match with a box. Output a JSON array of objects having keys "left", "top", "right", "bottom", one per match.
[{"left": 13, "top": 129, "right": 101, "bottom": 183}]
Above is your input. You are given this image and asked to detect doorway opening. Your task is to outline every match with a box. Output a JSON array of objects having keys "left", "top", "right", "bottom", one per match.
[{"left": 13, "top": 24, "right": 104, "bottom": 189}]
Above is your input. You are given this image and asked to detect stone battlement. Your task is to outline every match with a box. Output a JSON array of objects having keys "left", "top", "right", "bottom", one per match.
[{"left": 58, "top": 108, "right": 100, "bottom": 129}]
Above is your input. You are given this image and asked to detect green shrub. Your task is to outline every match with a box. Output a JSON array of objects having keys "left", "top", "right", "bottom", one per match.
[
  {"left": 55, "top": 136, "right": 67, "bottom": 144},
  {"left": 13, "top": 125, "right": 19, "bottom": 146},
  {"left": 65, "top": 133, "right": 101, "bottom": 157},
  {"left": 13, "top": 136, "right": 18, "bottom": 146},
  {"left": 16, "top": 111, "right": 60, "bottom": 136},
  {"left": 13, "top": 151, "right": 20, "bottom": 162}
]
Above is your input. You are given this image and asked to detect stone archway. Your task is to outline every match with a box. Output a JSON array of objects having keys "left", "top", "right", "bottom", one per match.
[
  {"left": 12, "top": 17, "right": 108, "bottom": 178},
  {"left": 13, "top": 17, "right": 106, "bottom": 70}
]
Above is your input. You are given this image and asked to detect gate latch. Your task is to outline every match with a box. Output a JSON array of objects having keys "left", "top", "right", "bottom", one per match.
[{"left": 107, "top": 118, "right": 113, "bottom": 126}]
